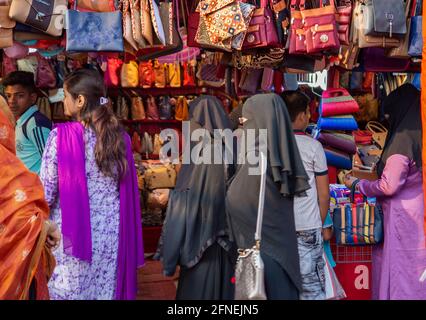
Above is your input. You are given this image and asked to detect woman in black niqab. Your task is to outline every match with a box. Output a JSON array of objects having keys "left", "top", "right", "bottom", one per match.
[
  {"left": 226, "top": 93, "right": 310, "bottom": 299},
  {"left": 154, "top": 95, "right": 237, "bottom": 300}
]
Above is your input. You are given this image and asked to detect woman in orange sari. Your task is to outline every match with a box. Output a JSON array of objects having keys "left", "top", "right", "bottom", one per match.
[{"left": 0, "top": 99, "right": 57, "bottom": 300}]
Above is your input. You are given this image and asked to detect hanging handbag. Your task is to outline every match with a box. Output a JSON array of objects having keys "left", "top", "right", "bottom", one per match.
[
  {"left": 66, "top": 5, "right": 124, "bottom": 52},
  {"left": 261, "top": 68, "right": 274, "bottom": 92},
  {"left": 336, "top": 0, "right": 352, "bottom": 45},
  {"left": 153, "top": 60, "right": 167, "bottom": 88},
  {"left": 146, "top": 95, "right": 160, "bottom": 120},
  {"left": 239, "top": 68, "right": 263, "bottom": 93},
  {"left": 333, "top": 180, "right": 384, "bottom": 246},
  {"left": 363, "top": 0, "right": 407, "bottom": 38},
  {"left": 167, "top": 62, "right": 181, "bottom": 88},
  {"left": 140, "top": 0, "right": 154, "bottom": 45},
  {"left": 121, "top": 0, "right": 139, "bottom": 50},
  {"left": 195, "top": 0, "right": 255, "bottom": 51},
  {"left": 387, "top": 0, "right": 413, "bottom": 59},
  {"left": 153, "top": 133, "right": 162, "bottom": 155},
  {"left": 158, "top": 96, "right": 173, "bottom": 120},
  {"left": 121, "top": 60, "right": 139, "bottom": 87},
  {"left": 129, "top": 0, "right": 147, "bottom": 48},
  {"left": 70, "top": 0, "right": 116, "bottom": 12},
  {"left": 36, "top": 55, "right": 57, "bottom": 89},
  {"left": 131, "top": 96, "right": 146, "bottom": 120},
  {"left": 139, "top": 60, "right": 155, "bottom": 88},
  {"left": 242, "top": 0, "right": 280, "bottom": 51},
  {"left": 0, "top": 3, "right": 15, "bottom": 49},
  {"left": 288, "top": 0, "right": 305, "bottom": 54},
  {"left": 235, "top": 152, "right": 267, "bottom": 301},
  {"left": 300, "top": 0, "right": 340, "bottom": 54},
  {"left": 408, "top": 0, "right": 423, "bottom": 57},
  {"left": 362, "top": 48, "right": 410, "bottom": 72},
  {"left": 104, "top": 58, "right": 123, "bottom": 87},
  {"left": 320, "top": 88, "right": 359, "bottom": 117},
  {"left": 366, "top": 121, "right": 388, "bottom": 149},
  {"left": 182, "top": 60, "right": 197, "bottom": 86},
  {"left": 338, "top": 44, "right": 360, "bottom": 70},
  {"left": 233, "top": 47, "right": 285, "bottom": 69},
  {"left": 353, "top": 1, "right": 401, "bottom": 49},
  {"left": 9, "top": 0, "right": 67, "bottom": 37},
  {"left": 174, "top": 96, "right": 189, "bottom": 121},
  {"left": 116, "top": 96, "right": 130, "bottom": 120},
  {"left": 149, "top": 0, "right": 166, "bottom": 45}
]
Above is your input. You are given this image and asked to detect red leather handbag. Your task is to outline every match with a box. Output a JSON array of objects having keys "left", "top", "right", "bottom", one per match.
[
  {"left": 336, "top": 0, "right": 352, "bottom": 45},
  {"left": 301, "top": 0, "right": 340, "bottom": 54},
  {"left": 353, "top": 130, "right": 373, "bottom": 145},
  {"left": 139, "top": 60, "right": 155, "bottom": 88},
  {"left": 186, "top": 0, "right": 200, "bottom": 48},
  {"left": 242, "top": 0, "right": 280, "bottom": 50},
  {"left": 104, "top": 58, "right": 123, "bottom": 88}
]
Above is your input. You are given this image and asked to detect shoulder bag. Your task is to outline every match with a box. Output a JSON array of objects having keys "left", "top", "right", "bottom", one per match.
[{"left": 235, "top": 152, "right": 267, "bottom": 300}]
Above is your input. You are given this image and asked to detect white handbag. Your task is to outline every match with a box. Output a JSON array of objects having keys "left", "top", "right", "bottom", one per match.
[{"left": 234, "top": 152, "right": 267, "bottom": 300}]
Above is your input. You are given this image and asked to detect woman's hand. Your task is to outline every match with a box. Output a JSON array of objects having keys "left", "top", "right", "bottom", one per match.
[
  {"left": 46, "top": 220, "right": 61, "bottom": 251},
  {"left": 344, "top": 175, "right": 358, "bottom": 189}
]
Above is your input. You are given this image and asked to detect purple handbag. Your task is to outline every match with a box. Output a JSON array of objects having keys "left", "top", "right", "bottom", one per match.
[
  {"left": 363, "top": 48, "right": 410, "bottom": 72},
  {"left": 316, "top": 132, "right": 357, "bottom": 155},
  {"left": 239, "top": 68, "right": 263, "bottom": 93},
  {"left": 242, "top": 0, "right": 280, "bottom": 51}
]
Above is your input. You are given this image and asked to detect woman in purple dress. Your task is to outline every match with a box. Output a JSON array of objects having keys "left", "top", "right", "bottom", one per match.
[
  {"left": 40, "top": 69, "right": 144, "bottom": 300},
  {"left": 346, "top": 84, "right": 426, "bottom": 300}
]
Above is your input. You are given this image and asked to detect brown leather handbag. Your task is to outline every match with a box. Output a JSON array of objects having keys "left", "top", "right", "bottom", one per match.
[
  {"left": 174, "top": 96, "right": 189, "bottom": 121},
  {"left": 131, "top": 96, "right": 146, "bottom": 120},
  {"left": 146, "top": 96, "right": 160, "bottom": 120},
  {"left": 0, "top": 3, "right": 15, "bottom": 49}
]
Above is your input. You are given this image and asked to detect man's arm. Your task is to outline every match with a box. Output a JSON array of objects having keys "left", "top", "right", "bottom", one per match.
[{"left": 315, "top": 174, "right": 329, "bottom": 225}]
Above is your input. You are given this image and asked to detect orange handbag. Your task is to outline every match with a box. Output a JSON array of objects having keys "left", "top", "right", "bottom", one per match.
[{"left": 139, "top": 60, "right": 155, "bottom": 88}]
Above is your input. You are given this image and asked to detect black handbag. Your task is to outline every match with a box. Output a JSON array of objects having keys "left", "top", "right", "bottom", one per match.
[{"left": 364, "top": 0, "right": 407, "bottom": 38}]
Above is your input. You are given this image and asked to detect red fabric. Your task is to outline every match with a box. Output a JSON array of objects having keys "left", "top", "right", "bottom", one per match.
[{"left": 328, "top": 166, "right": 337, "bottom": 183}]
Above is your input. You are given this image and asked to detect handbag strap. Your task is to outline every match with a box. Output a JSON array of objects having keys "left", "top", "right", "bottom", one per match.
[
  {"left": 254, "top": 152, "right": 267, "bottom": 247},
  {"left": 366, "top": 121, "right": 388, "bottom": 134}
]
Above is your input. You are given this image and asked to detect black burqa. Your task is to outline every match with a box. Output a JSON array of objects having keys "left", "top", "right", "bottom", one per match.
[
  {"left": 377, "top": 83, "right": 422, "bottom": 176},
  {"left": 226, "top": 93, "right": 311, "bottom": 299},
  {"left": 154, "top": 95, "right": 237, "bottom": 300}
]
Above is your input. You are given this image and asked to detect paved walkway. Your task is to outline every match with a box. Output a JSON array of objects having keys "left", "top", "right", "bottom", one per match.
[{"left": 137, "top": 256, "right": 179, "bottom": 300}]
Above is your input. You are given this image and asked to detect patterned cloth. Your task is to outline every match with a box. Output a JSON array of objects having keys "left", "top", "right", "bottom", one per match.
[
  {"left": 40, "top": 128, "right": 120, "bottom": 300},
  {"left": 296, "top": 228, "right": 326, "bottom": 300}
]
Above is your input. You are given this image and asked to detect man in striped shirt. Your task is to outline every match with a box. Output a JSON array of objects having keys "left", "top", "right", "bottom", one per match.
[{"left": 3, "top": 71, "right": 52, "bottom": 174}]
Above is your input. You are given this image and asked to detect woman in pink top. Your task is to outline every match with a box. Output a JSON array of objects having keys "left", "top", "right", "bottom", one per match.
[{"left": 346, "top": 84, "right": 426, "bottom": 300}]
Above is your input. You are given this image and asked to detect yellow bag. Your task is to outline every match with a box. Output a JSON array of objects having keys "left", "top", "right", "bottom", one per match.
[
  {"left": 153, "top": 133, "right": 162, "bottom": 155},
  {"left": 144, "top": 162, "right": 177, "bottom": 190},
  {"left": 174, "top": 96, "right": 189, "bottom": 121},
  {"left": 121, "top": 61, "right": 139, "bottom": 87},
  {"left": 167, "top": 62, "right": 181, "bottom": 88},
  {"left": 154, "top": 60, "right": 167, "bottom": 88}
]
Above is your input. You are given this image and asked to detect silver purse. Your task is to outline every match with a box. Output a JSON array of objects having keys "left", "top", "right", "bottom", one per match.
[{"left": 234, "top": 152, "right": 267, "bottom": 300}]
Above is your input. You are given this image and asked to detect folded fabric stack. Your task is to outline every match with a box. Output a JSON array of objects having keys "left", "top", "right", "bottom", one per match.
[{"left": 315, "top": 88, "right": 359, "bottom": 170}]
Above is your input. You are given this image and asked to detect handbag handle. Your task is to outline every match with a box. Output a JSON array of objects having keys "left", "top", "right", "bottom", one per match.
[
  {"left": 323, "top": 88, "right": 349, "bottom": 97},
  {"left": 254, "top": 152, "right": 267, "bottom": 247},
  {"left": 366, "top": 121, "right": 388, "bottom": 134}
]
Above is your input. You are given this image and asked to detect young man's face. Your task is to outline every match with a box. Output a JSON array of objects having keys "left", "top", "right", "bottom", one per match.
[{"left": 4, "top": 85, "right": 37, "bottom": 119}]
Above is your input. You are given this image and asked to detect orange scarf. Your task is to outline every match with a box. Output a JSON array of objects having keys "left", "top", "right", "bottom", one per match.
[
  {"left": 0, "top": 108, "right": 55, "bottom": 300},
  {"left": 422, "top": 4, "right": 426, "bottom": 244}
]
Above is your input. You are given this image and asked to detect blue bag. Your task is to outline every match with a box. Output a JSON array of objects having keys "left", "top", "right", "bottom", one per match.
[
  {"left": 408, "top": 16, "right": 423, "bottom": 57},
  {"left": 317, "top": 115, "right": 358, "bottom": 131},
  {"left": 66, "top": 10, "right": 124, "bottom": 52}
]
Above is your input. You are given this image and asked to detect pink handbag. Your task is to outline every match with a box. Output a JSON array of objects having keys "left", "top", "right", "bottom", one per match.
[
  {"left": 242, "top": 0, "right": 280, "bottom": 50},
  {"left": 336, "top": 0, "right": 352, "bottom": 45},
  {"left": 261, "top": 68, "right": 274, "bottom": 91},
  {"left": 320, "top": 88, "right": 359, "bottom": 117}
]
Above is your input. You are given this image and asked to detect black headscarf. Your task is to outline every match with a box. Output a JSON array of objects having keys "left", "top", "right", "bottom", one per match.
[
  {"left": 154, "top": 96, "right": 235, "bottom": 276},
  {"left": 376, "top": 83, "right": 422, "bottom": 177},
  {"left": 225, "top": 93, "right": 310, "bottom": 294},
  {"left": 242, "top": 93, "right": 310, "bottom": 196}
]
